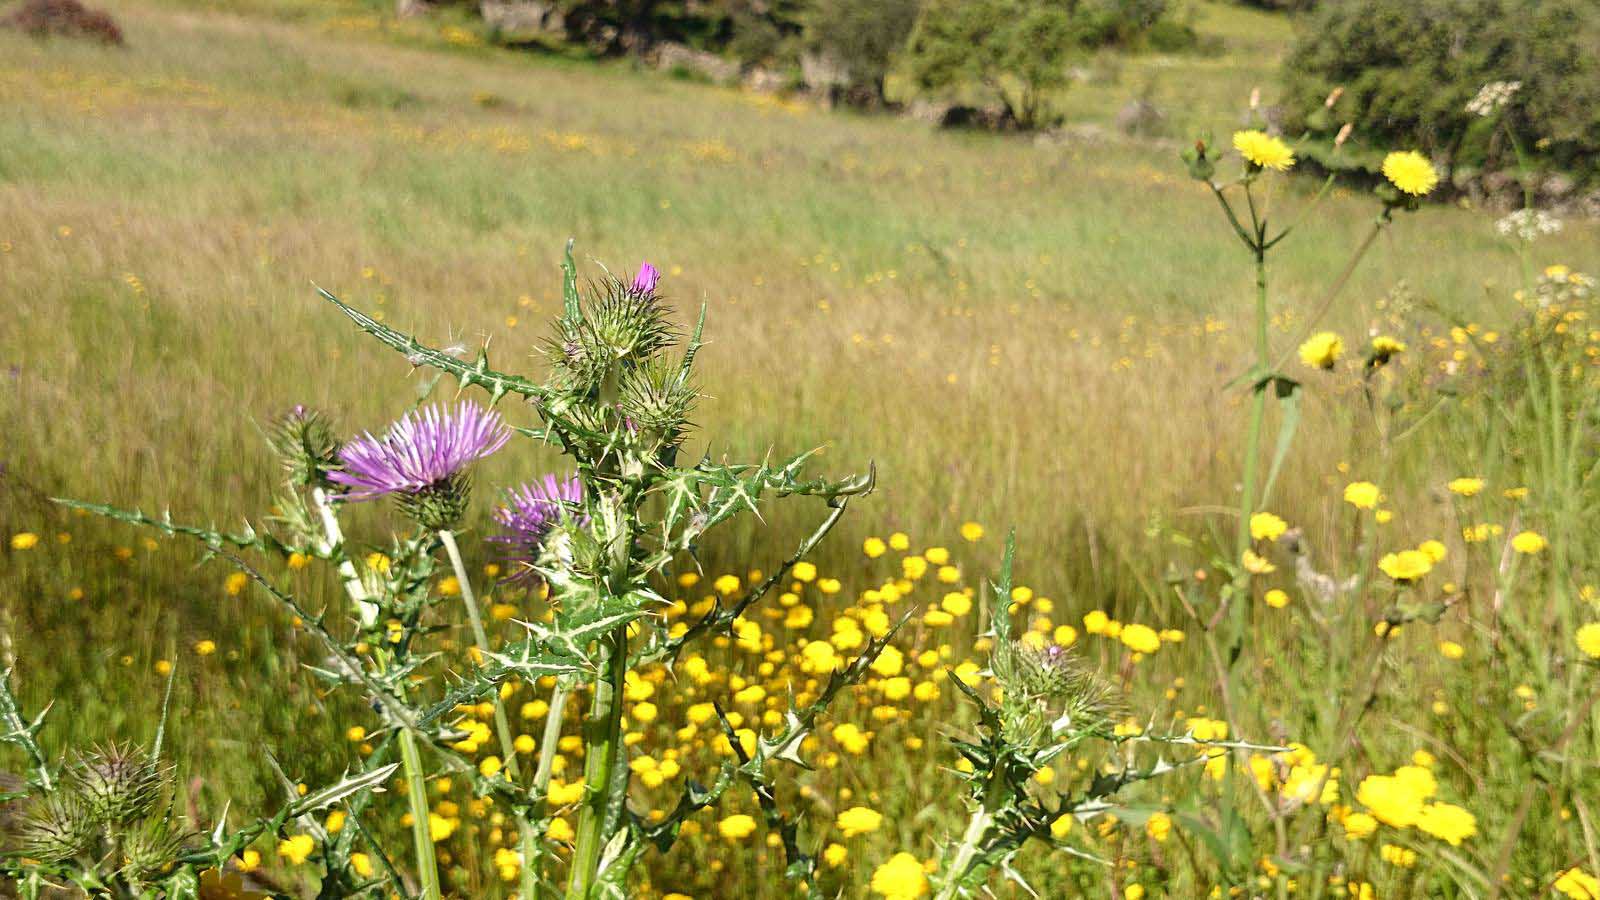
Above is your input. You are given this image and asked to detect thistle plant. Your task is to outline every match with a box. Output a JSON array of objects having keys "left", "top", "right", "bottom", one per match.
[
  {"left": 926, "top": 537, "right": 1278, "bottom": 899},
  {"left": 55, "top": 244, "right": 886, "bottom": 899},
  {"left": 0, "top": 670, "right": 395, "bottom": 897}
]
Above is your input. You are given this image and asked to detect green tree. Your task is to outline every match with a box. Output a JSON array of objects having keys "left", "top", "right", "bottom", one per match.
[
  {"left": 800, "top": 0, "right": 921, "bottom": 107},
  {"left": 906, "top": 0, "right": 1084, "bottom": 129}
]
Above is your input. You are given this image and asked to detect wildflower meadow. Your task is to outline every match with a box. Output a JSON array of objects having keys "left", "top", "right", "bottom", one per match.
[{"left": 2, "top": 0, "right": 1599, "bottom": 898}]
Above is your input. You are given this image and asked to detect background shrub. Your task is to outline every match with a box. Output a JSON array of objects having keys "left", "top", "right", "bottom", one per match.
[{"left": 1282, "top": 0, "right": 1600, "bottom": 188}]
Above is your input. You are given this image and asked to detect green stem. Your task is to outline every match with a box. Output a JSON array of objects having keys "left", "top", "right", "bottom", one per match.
[
  {"left": 529, "top": 682, "right": 573, "bottom": 900},
  {"left": 936, "top": 804, "right": 995, "bottom": 900},
  {"left": 1235, "top": 248, "right": 1270, "bottom": 561},
  {"left": 439, "top": 529, "right": 521, "bottom": 780},
  {"left": 565, "top": 629, "right": 627, "bottom": 900},
  {"left": 399, "top": 728, "right": 442, "bottom": 900}
]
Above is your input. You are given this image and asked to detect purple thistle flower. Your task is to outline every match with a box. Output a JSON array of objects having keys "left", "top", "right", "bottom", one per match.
[
  {"left": 632, "top": 261, "right": 659, "bottom": 294},
  {"left": 330, "top": 402, "right": 511, "bottom": 502},
  {"left": 490, "top": 474, "right": 584, "bottom": 578}
]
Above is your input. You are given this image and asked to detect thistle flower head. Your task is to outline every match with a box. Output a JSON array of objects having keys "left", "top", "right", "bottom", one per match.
[
  {"left": 72, "top": 742, "right": 167, "bottom": 826},
  {"left": 269, "top": 404, "right": 342, "bottom": 486},
  {"left": 17, "top": 791, "right": 97, "bottom": 862},
  {"left": 490, "top": 474, "right": 584, "bottom": 578},
  {"left": 330, "top": 402, "right": 510, "bottom": 529},
  {"left": 550, "top": 271, "right": 675, "bottom": 394}
]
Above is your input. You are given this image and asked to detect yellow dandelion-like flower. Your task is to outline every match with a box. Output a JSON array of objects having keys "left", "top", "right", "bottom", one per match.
[
  {"left": 718, "top": 814, "right": 757, "bottom": 842},
  {"left": 10, "top": 532, "right": 40, "bottom": 551},
  {"left": 1382, "top": 151, "right": 1438, "bottom": 196},
  {"left": 1447, "top": 477, "right": 1484, "bottom": 497},
  {"left": 1249, "top": 512, "right": 1288, "bottom": 542},
  {"left": 1233, "top": 130, "right": 1295, "bottom": 172},
  {"left": 1575, "top": 623, "right": 1600, "bottom": 659},
  {"left": 1511, "top": 530, "right": 1547, "bottom": 554},
  {"left": 1416, "top": 803, "right": 1476, "bottom": 846},
  {"left": 870, "top": 852, "right": 929, "bottom": 900},
  {"left": 1378, "top": 550, "right": 1433, "bottom": 582},
  {"left": 1343, "top": 481, "right": 1381, "bottom": 510},
  {"left": 1241, "top": 549, "right": 1276, "bottom": 575},
  {"left": 836, "top": 806, "right": 883, "bottom": 838},
  {"left": 1299, "top": 332, "right": 1343, "bottom": 370}
]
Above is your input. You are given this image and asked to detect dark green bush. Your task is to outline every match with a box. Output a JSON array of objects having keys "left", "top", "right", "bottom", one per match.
[
  {"left": 906, "top": 0, "right": 1187, "bottom": 129},
  {"left": 1282, "top": 0, "right": 1600, "bottom": 186}
]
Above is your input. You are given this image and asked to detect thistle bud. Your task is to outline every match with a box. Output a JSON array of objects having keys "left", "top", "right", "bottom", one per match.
[
  {"left": 118, "top": 817, "right": 191, "bottom": 885},
  {"left": 270, "top": 405, "right": 342, "bottom": 486},
  {"left": 17, "top": 792, "right": 97, "bottom": 862},
  {"left": 992, "top": 641, "right": 1118, "bottom": 750},
  {"left": 619, "top": 360, "right": 697, "bottom": 446},
  {"left": 73, "top": 743, "right": 166, "bottom": 826}
]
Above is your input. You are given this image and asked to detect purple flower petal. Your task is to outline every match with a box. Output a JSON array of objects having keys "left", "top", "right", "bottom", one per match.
[
  {"left": 632, "top": 261, "right": 659, "bottom": 294},
  {"left": 330, "top": 402, "right": 510, "bottom": 501},
  {"left": 489, "top": 474, "right": 584, "bottom": 579}
]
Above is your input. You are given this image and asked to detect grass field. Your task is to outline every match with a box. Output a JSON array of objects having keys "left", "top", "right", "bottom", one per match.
[{"left": 3, "top": 0, "right": 1599, "bottom": 896}]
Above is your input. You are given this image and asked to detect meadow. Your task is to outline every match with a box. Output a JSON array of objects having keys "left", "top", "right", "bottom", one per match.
[{"left": 2, "top": 0, "right": 1599, "bottom": 896}]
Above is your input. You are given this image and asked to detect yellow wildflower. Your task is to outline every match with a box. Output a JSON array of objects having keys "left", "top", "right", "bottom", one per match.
[
  {"left": 1233, "top": 130, "right": 1295, "bottom": 171},
  {"left": 1383, "top": 150, "right": 1438, "bottom": 196}
]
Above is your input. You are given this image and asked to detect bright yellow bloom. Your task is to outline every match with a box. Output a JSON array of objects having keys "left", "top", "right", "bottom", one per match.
[
  {"left": 224, "top": 571, "right": 250, "bottom": 596},
  {"left": 1416, "top": 803, "right": 1476, "bottom": 846},
  {"left": 10, "top": 532, "right": 39, "bottom": 551},
  {"left": 1576, "top": 623, "right": 1600, "bottom": 659},
  {"left": 1383, "top": 150, "right": 1438, "bottom": 196},
  {"left": 277, "top": 834, "right": 315, "bottom": 865},
  {"left": 718, "top": 814, "right": 758, "bottom": 841},
  {"left": 1378, "top": 548, "right": 1430, "bottom": 582},
  {"left": 1250, "top": 512, "right": 1288, "bottom": 542},
  {"left": 1417, "top": 540, "right": 1447, "bottom": 563},
  {"left": 1119, "top": 623, "right": 1161, "bottom": 655},
  {"left": 791, "top": 561, "right": 817, "bottom": 582},
  {"left": 1299, "top": 332, "right": 1343, "bottom": 370},
  {"left": 870, "top": 852, "right": 929, "bottom": 899},
  {"left": 194, "top": 639, "right": 217, "bottom": 656},
  {"left": 1439, "top": 640, "right": 1465, "bottom": 660},
  {"left": 1447, "top": 477, "right": 1484, "bottom": 497},
  {"left": 1144, "top": 811, "right": 1172, "bottom": 843},
  {"left": 959, "top": 522, "right": 985, "bottom": 542},
  {"left": 1511, "top": 530, "right": 1547, "bottom": 554},
  {"left": 1241, "top": 550, "right": 1276, "bottom": 575},
  {"left": 1050, "top": 814, "right": 1073, "bottom": 839},
  {"left": 1342, "top": 812, "right": 1378, "bottom": 840},
  {"left": 823, "top": 842, "right": 848, "bottom": 867},
  {"left": 1233, "top": 130, "right": 1295, "bottom": 171},
  {"left": 1083, "top": 610, "right": 1110, "bottom": 634},
  {"left": 1356, "top": 774, "right": 1426, "bottom": 828},
  {"left": 939, "top": 592, "right": 972, "bottom": 617},
  {"left": 1555, "top": 867, "right": 1600, "bottom": 899},
  {"left": 836, "top": 806, "right": 883, "bottom": 837},
  {"left": 831, "top": 723, "right": 872, "bottom": 755},
  {"left": 1264, "top": 589, "right": 1289, "bottom": 609},
  {"left": 1370, "top": 335, "right": 1406, "bottom": 360},
  {"left": 1343, "top": 481, "right": 1381, "bottom": 510}
]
